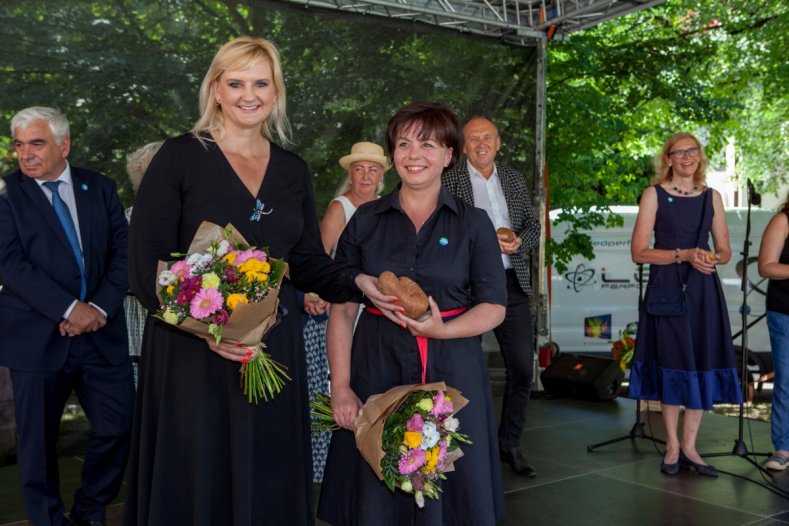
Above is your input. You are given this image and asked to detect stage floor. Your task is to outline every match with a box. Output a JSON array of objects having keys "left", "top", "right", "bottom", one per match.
[{"left": 2, "top": 390, "right": 788, "bottom": 525}]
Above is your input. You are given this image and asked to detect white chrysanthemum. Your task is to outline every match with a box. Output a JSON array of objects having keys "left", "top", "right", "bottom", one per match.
[
  {"left": 420, "top": 421, "right": 440, "bottom": 450},
  {"left": 158, "top": 270, "right": 176, "bottom": 286}
]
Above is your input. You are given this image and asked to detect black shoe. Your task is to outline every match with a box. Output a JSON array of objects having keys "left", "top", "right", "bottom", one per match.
[
  {"left": 500, "top": 447, "right": 537, "bottom": 477},
  {"left": 660, "top": 460, "right": 680, "bottom": 475},
  {"left": 679, "top": 449, "right": 718, "bottom": 477},
  {"left": 68, "top": 516, "right": 106, "bottom": 526}
]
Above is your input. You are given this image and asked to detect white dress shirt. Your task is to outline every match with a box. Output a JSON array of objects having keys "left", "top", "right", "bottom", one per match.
[{"left": 467, "top": 160, "right": 513, "bottom": 270}]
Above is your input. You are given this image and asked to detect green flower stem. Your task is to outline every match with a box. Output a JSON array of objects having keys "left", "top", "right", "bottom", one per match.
[
  {"left": 309, "top": 392, "right": 341, "bottom": 433},
  {"left": 240, "top": 348, "right": 291, "bottom": 405}
]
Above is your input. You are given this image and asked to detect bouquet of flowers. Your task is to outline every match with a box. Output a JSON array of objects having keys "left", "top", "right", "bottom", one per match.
[
  {"left": 610, "top": 330, "right": 636, "bottom": 372},
  {"left": 311, "top": 382, "right": 471, "bottom": 508},
  {"left": 155, "top": 221, "right": 289, "bottom": 404}
]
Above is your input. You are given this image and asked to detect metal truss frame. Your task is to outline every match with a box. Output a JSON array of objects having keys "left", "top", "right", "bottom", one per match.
[{"left": 283, "top": 0, "right": 665, "bottom": 47}]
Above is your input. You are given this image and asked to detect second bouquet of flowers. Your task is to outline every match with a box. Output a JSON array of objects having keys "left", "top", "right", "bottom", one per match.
[
  {"left": 155, "top": 221, "right": 289, "bottom": 404},
  {"left": 311, "top": 382, "right": 471, "bottom": 508}
]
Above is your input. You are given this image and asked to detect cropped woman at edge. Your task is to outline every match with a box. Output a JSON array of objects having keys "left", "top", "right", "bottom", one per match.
[
  {"left": 758, "top": 192, "right": 789, "bottom": 471},
  {"left": 318, "top": 102, "right": 506, "bottom": 525},
  {"left": 124, "top": 36, "right": 391, "bottom": 525},
  {"left": 628, "top": 132, "right": 742, "bottom": 477}
]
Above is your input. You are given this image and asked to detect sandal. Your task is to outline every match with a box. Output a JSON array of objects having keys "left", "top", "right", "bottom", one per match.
[{"left": 765, "top": 454, "right": 789, "bottom": 471}]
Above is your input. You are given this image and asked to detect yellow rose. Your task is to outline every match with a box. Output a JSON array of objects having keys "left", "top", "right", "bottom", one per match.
[
  {"left": 244, "top": 271, "right": 269, "bottom": 283},
  {"left": 238, "top": 259, "right": 269, "bottom": 274},
  {"left": 226, "top": 293, "right": 249, "bottom": 311},
  {"left": 417, "top": 398, "right": 434, "bottom": 412},
  {"left": 403, "top": 431, "right": 422, "bottom": 449},
  {"left": 162, "top": 308, "right": 180, "bottom": 325},
  {"left": 222, "top": 253, "right": 238, "bottom": 265},
  {"left": 201, "top": 272, "right": 221, "bottom": 289}
]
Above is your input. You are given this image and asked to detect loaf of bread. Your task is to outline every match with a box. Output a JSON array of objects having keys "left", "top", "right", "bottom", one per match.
[
  {"left": 377, "top": 271, "right": 430, "bottom": 321},
  {"left": 496, "top": 227, "right": 516, "bottom": 243}
]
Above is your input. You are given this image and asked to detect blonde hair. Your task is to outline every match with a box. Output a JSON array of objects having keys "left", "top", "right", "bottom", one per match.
[
  {"left": 191, "top": 36, "right": 290, "bottom": 145},
  {"left": 334, "top": 162, "right": 386, "bottom": 197},
  {"left": 652, "top": 132, "right": 709, "bottom": 187},
  {"left": 126, "top": 141, "right": 163, "bottom": 191}
]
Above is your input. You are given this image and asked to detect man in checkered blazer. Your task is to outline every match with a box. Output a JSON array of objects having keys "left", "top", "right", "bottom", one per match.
[{"left": 442, "top": 116, "right": 541, "bottom": 477}]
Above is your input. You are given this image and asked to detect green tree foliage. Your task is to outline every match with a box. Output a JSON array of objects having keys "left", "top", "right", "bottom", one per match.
[
  {"left": 546, "top": 0, "right": 788, "bottom": 272},
  {"left": 0, "top": 0, "right": 539, "bottom": 213}
]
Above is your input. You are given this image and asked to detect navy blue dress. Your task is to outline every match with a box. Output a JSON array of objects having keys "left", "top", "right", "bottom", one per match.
[
  {"left": 317, "top": 186, "right": 507, "bottom": 526},
  {"left": 628, "top": 186, "right": 742, "bottom": 409}
]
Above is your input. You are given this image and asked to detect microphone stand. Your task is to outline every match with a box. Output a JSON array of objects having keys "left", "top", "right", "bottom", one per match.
[
  {"left": 703, "top": 179, "right": 771, "bottom": 471},
  {"left": 587, "top": 264, "right": 665, "bottom": 452}
]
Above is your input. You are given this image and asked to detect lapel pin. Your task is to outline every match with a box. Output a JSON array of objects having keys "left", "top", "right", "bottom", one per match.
[
  {"left": 81, "top": 183, "right": 88, "bottom": 191},
  {"left": 439, "top": 237, "right": 449, "bottom": 246},
  {"left": 667, "top": 196, "right": 674, "bottom": 203}
]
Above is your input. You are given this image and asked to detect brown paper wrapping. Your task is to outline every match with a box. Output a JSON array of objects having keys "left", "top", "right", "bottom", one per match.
[
  {"left": 353, "top": 382, "right": 469, "bottom": 481},
  {"left": 155, "top": 221, "right": 287, "bottom": 346}
]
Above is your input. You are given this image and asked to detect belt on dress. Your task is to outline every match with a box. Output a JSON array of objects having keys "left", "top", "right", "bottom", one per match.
[{"left": 366, "top": 306, "right": 468, "bottom": 384}]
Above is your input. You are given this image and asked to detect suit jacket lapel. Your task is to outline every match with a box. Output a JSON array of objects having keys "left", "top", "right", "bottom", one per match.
[
  {"left": 457, "top": 166, "right": 475, "bottom": 206},
  {"left": 18, "top": 174, "right": 73, "bottom": 255}
]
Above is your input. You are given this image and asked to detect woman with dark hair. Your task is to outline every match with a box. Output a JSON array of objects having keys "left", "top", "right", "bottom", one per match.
[
  {"left": 317, "top": 102, "right": 507, "bottom": 525},
  {"left": 759, "top": 192, "right": 789, "bottom": 471},
  {"left": 124, "top": 36, "right": 390, "bottom": 525},
  {"left": 628, "top": 132, "right": 742, "bottom": 477}
]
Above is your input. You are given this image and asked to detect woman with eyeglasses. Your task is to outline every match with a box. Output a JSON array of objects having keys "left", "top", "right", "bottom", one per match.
[{"left": 627, "top": 132, "right": 742, "bottom": 477}]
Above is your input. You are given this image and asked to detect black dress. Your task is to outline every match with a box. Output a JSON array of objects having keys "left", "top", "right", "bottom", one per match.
[
  {"left": 317, "top": 186, "right": 507, "bottom": 526},
  {"left": 628, "top": 186, "right": 742, "bottom": 409},
  {"left": 124, "top": 134, "right": 360, "bottom": 526}
]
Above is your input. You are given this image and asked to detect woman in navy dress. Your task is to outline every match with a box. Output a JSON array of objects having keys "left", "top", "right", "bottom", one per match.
[
  {"left": 317, "top": 102, "right": 507, "bottom": 525},
  {"left": 628, "top": 132, "right": 742, "bottom": 477}
]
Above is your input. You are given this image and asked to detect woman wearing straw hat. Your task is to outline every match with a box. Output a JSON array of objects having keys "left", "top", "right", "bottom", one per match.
[
  {"left": 302, "top": 142, "right": 389, "bottom": 482},
  {"left": 320, "top": 141, "right": 390, "bottom": 255}
]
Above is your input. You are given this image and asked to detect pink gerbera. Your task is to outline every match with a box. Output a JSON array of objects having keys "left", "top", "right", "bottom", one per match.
[
  {"left": 190, "top": 288, "right": 224, "bottom": 319},
  {"left": 170, "top": 260, "right": 192, "bottom": 279},
  {"left": 234, "top": 249, "right": 268, "bottom": 265},
  {"left": 437, "top": 440, "right": 448, "bottom": 470},
  {"left": 398, "top": 448, "right": 426, "bottom": 475}
]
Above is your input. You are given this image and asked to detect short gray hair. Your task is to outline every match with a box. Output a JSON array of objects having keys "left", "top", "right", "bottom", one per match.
[{"left": 10, "top": 107, "right": 70, "bottom": 144}]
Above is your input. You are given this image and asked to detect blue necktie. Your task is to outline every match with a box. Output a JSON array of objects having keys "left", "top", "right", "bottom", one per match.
[{"left": 43, "top": 181, "right": 87, "bottom": 301}]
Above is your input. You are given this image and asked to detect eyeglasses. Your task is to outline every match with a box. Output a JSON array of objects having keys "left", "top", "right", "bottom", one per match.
[{"left": 669, "top": 147, "right": 700, "bottom": 159}]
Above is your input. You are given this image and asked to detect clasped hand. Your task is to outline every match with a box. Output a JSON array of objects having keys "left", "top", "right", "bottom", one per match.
[
  {"left": 59, "top": 301, "right": 106, "bottom": 336},
  {"left": 687, "top": 247, "right": 717, "bottom": 275}
]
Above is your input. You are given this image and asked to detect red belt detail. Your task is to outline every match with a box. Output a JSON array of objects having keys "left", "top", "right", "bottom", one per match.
[{"left": 366, "top": 306, "right": 467, "bottom": 383}]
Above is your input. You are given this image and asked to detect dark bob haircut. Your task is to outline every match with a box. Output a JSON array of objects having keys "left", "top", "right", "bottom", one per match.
[{"left": 385, "top": 102, "right": 463, "bottom": 170}]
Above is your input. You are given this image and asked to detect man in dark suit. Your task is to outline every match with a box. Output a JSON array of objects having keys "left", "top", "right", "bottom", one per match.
[
  {"left": 443, "top": 116, "right": 541, "bottom": 477},
  {"left": 0, "top": 107, "right": 134, "bottom": 526}
]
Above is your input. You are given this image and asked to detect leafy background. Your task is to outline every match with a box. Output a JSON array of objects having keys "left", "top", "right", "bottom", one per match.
[{"left": 1, "top": 0, "right": 787, "bottom": 272}]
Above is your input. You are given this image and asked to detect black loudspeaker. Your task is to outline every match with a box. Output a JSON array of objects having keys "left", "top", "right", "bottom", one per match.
[{"left": 540, "top": 354, "right": 624, "bottom": 401}]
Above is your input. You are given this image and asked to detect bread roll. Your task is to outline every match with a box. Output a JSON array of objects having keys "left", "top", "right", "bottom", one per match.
[
  {"left": 496, "top": 227, "right": 516, "bottom": 243},
  {"left": 377, "top": 271, "right": 430, "bottom": 320}
]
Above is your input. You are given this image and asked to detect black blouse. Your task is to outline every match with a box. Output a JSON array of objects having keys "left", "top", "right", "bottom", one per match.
[
  {"left": 128, "top": 133, "right": 361, "bottom": 312},
  {"left": 336, "top": 184, "right": 507, "bottom": 310}
]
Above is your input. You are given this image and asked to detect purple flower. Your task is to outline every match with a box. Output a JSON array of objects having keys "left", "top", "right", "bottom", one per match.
[
  {"left": 437, "top": 440, "right": 448, "bottom": 470},
  {"left": 406, "top": 413, "right": 424, "bottom": 432},
  {"left": 211, "top": 309, "right": 229, "bottom": 325},
  {"left": 398, "top": 448, "right": 426, "bottom": 475},
  {"left": 431, "top": 390, "right": 453, "bottom": 416}
]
